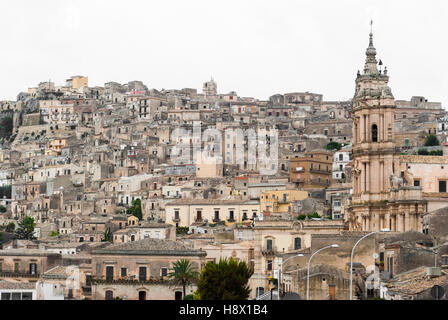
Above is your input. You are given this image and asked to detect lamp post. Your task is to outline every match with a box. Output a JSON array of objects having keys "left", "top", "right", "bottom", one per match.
[
  {"left": 431, "top": 243, "right": 448, "bottom": 268},
  {"left": 306, "top": 244, "right": 339, "bottom": 300},
  {"left": 349, "top": 228, "right": 390, "bottom": 300},
  {"left": 278, "top": 254, "right": 304, "bottom": 300}
]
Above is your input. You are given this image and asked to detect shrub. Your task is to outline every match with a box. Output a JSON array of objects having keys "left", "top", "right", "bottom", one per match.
[
  {"left": 424, "top": 134, "right": 440, "bottom": 146},
  {"left": 417, "top": 148, "right": 429, "bottom": 155},
  {"left": 429, "top": 150, "right": 443, "bottom": 156},
  {"left": 326, "top": 142, "right": 342, "bottom": 151}
]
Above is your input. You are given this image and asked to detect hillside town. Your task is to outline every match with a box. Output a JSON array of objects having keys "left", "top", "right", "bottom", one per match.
[{"left": 1, "top": 30, "right": 448, "bottom": 301}]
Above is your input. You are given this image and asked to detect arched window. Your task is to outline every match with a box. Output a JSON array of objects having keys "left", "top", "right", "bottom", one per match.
[{"left": 372, "top": 124, "right": 378, "bottom": 142}]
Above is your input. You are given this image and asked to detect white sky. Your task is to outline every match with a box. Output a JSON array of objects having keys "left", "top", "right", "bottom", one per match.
[{"left": 1, "top": 0, "right": 447, "bottom": 106}]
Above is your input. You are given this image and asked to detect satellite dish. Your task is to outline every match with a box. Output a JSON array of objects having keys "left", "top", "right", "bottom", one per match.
[{"left": 373, "top": 253, "right": 379, "bottom": 259}]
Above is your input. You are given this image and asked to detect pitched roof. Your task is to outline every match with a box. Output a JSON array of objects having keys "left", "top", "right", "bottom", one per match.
[{"left": 92, "top": 238, "right": 206, "bottom": 257}]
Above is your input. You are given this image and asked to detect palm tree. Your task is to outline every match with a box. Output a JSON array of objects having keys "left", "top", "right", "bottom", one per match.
[{"left": 168, "top": 259, "right": 199, "bottom": 299}]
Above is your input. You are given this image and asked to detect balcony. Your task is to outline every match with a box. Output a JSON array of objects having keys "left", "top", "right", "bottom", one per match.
[
  {"left": 82, "top": 286, "right": 92, "bottom": 295},
  {"left": 261, "top": 249, "right": 276, "bottom": 256},
  {"left": 309, "top": 168, "right": 331, "bottom": 174},
  {"left": 172, "top": 217, "right": 180, "bottom": 223},
  {"left": 0, "top": 272, "right": 40, "bottom": 279}
]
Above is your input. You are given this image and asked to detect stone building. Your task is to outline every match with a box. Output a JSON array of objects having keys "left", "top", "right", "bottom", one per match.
[
  {"left": 348, "top": 30, "right": 427, "bottom": 232},
  {"left": 90, "top": 238, "right": 206, "bottom": 300},
  {"left": 289, "top": 150, "right": 333, "bottom": 190}
]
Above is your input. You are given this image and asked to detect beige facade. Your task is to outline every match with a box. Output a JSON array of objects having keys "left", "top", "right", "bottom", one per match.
[
  {"left": 165, "top": 199, "right": 260, "bottom": 227},
  {"left": 348, "top": 31, "right": 426, "bottom": 232},
  {"left": 250, "top": 217, "right": 345, "bottom": 298}
]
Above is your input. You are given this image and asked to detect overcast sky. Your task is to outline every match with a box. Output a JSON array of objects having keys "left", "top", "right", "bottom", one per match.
[{"left": 1, "top": 0, "right": 447, "bottom": 106}]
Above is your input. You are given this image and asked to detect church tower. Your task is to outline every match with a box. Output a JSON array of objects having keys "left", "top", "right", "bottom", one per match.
[
  {"left": 203, "top": 78, "right": 217, "bottom": 96},
  {"left": 349, "top": 25, "right": 426, "bottom": 232}
]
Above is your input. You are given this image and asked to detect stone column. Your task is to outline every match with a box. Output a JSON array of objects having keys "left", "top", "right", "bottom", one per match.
[
  {"left": 362, "top": 114, "right": 366, "bottom": 142},
  {"left": 361, "top": 163, "right": 365, "bottom": 193},
  {"left": 366, "top": 115, "right": 370, "bottom": 142},
  {"left": 366, "top": 162, "right": 370, "bottom": 193}
]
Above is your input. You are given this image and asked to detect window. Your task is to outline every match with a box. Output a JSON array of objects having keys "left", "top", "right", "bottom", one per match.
[
  {"left": 1, "top": 293, "right": 11, "bottom": 300},
  {"left": 105, "top": 290, "right": 114, "bottom": 300},
  {"left": 294, "top": 237, "right": 301, "bottom": 250},
  {"left": 439, "top": 180, "right": 447, "bottom": 193},
  {"left": 11, "top": 293, "right": 21, "bottom": 300},
  {"left": 106, "top": 266, "right": 114, "bottom": 281},
  {"left": 121, "top": 268, "right": 127, "bottom": 277},
  {"left": 372, "top": 124, "right": 378, "bottom": 142},
  {"left": 174, "top": 210, "right": 179, "bottom": 220},
  {"left": 29, "top": 263, "right": 37, "bottom": 275},
  {"left": 229, "top": 210, "right": 235, "bottom": 221},
  {"left": 14, "top": 262, "right": 19, "bottom": 273},
  {"left": 139, "top": 266, "right": 147, "bottom": 282},
  {"left": 161, "top": 267, "right": 168, "bottom": 277},
  {"left": 86, "top": 275, "right": 92, "bottom": 287},
  {"left": 214, "top": 211, "right": 220, "bottom": 221},
  {"left": 267, "top": 260, "right": 273, "bottom": 271},
  {"left": 266, "top": 239, "right": 273, "bottom": 251},
  {"left": 414, "top": 180, "right": 420, "bottom": 187},
  {"left": 442, "top": 255, "right": 448, "bottom": 266}
]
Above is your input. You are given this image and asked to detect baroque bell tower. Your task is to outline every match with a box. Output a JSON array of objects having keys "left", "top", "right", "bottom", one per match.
[{"left": 349, "top": 23, "right": 426, "bottom": 232}]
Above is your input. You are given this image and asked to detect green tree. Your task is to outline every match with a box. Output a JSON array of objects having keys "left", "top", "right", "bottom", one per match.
[
  {"left": 168, "top": 259, "right": 199, "bottom": 299},
  {"left": 0, "top": 205, "right": 6, "bottom": 213},
  {"left": 5, "top": 222, "right": 15, "bottom": 233},
  {"left": 103, "top": 228, "right": 112, "bottom": 242},
  {"left": 326, "top": 142, "right": 342, "bottom": 151},
  {"left": 0, "top": 185, "right": 11, "bottom": 199},
  {"left": 308, "top": 212, "right": 321, "bottom": 219},
  {"left": 417, "top": 148, "right": 429, "bottom": 155},
  {"left": 424, "top": 134, "right": 440, "bottom": 146},
  {"left": 0, "top": 115, "right": 13, "bottom": 140},
  {"left": 14, "top": 217, "right": 36, "bottom": 240},
  {"left": 196, "top": 258, "right": 253, "bottom": 300},
  {"left": 176, "top": 226, "right": 189, "bottom": 235},
  {"left": 50, "top": 231, "right": 59, "bottom": 237},
  {"left": 127, "top": 199, "right": 143, "bottom": 221}
]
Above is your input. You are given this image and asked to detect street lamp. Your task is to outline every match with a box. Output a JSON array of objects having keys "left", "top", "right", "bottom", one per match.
[
  {"left": 349, "top": 228, "right": 390, "bottom": 300},
  {"left": 306, "top": 244, "right": 339, "bottom": 300},
  {"left": 431, "top": 242, "right": 448, "bottom": 268},
  {"left": 278, "top": 254, "right": 304, "bottom": 300}
]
